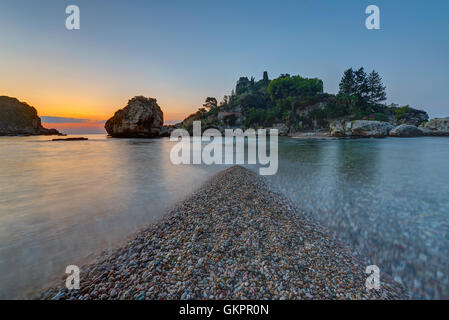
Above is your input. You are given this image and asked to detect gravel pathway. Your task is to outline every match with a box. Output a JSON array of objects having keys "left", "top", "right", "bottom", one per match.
[{"left": 42, "top": 166, "right": 408, "bottom": 300}]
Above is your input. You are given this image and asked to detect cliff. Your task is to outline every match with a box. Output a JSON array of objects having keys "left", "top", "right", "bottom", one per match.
[{"left": 0, "top": 96, "right": 60, "bottom": 136}]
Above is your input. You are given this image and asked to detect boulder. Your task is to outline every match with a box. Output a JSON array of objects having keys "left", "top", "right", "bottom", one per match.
[
  {"left": 331, "top": 120, "right": 393, "bottom": 138},
  {"left": 105, "top": 96, "right": 163, "bottom": 138},
  {"left": 389, "top": 124, "right": 424, "bottom": 137},
  {"left": 395, "top": 109, "right": 429, "bottom": 127},
  {"left": 0, "top": 96, "right": 61, "bottom": 136},
  {"left": 421, "top": 118, "right": 449, "bottom": 136},
  {"left": 272, "top": 123, "right": 289, "bottom": 136},
  {"left": 330, "top": 120, "right": 347, "bottom": 137},
  {"left": 350, "top": 120, "right": 394, "bottom": 138}
]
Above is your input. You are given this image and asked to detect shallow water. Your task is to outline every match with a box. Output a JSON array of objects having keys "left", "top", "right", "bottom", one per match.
[
  {"left": 0, "top": 135, "right": 448, "bottom": 299},
  {"left": 262, "top": 137, "right": 449, "bottom": 299},
  {"left": 0, "top": 134, "right": 224, "bottom": 299}
]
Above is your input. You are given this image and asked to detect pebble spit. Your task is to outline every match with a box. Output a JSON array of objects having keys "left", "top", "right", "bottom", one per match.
[{"left": 41, "top": 166, "right": 409, "bottom": 300}]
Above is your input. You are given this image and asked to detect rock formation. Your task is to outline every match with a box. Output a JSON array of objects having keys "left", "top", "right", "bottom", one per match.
[
  {"left": 350, "top": 120, "right": 394, "bottom": 137},
  {"left": 421, "top": 118, "right": 449, "bottom": 136},
  {"left": 329, "top": 120, "right": 347, "bottom": 137},
  {"left": 0, "top": 96, "right": 60, "bottom": 136},
  {"left": 271, "top": 123, "right": 289, "bottom": 136},
  {"left": 330, "top": 120, "right": 393, "bottom": 138},
  {"left": 105, "top": 96, "right": 163, "bottom": 138},
  {"left": 389, "top": 124, "right": 424, "bottom": 137}
]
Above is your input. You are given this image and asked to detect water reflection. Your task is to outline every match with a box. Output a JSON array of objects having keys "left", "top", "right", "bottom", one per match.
[{"left": 0, "top": 135, "right": 224, "bottom": 299}]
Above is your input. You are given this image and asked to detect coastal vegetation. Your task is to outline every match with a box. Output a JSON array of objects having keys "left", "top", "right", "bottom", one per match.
[{"left": 178, "top": 68, "right": 429, "bottom": 134}]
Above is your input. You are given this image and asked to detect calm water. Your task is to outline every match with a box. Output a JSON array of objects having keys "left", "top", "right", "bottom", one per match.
[
  {"left": 0, "top": 135, "right": 448, "bottom": 299},
  {"left": 0, "top": 134, "right": 225, "bottom": 299},
  {"left": 263, "top": 137, "right": 449, "bottom": 299}
]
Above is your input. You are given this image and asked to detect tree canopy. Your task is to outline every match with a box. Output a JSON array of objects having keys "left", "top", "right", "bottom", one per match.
[{"left": 268, "top": 75, "right": 323, "bottom": 103}]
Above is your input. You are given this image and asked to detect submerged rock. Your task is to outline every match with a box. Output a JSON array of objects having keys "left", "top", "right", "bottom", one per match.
[
  {"left": 105, "top": 96, "right": 163, "bottom": 138},
  {"left": 0, "top": 96, "right": 61, "bottom": 136},
  {"left": 52, "top": 137, "right": 88, "bottom": 141},
  {"left": 389, "top": 124, "right": 424, "bottom": 137}
]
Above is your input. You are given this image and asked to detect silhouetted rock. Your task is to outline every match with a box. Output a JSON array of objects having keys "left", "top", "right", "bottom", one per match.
[
  {"left": 0, "top": 96, "right": 61, "bottom": 136},
  {"left": 52, "top": 137, "right": 88, "bottom": 141},
  {"left": 105, "top": 96, "right": 163, "bottom": 138}
]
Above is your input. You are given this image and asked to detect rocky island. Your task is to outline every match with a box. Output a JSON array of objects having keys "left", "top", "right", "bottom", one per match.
[
  {"left": 0, "top": 96, "right": 61, "bottom": 136},
  {"left": 171, "top": 69, "right": 448, "bottom": 139},
  {"left": 105, "top": 96, "right": 163, "bottom": 138}
]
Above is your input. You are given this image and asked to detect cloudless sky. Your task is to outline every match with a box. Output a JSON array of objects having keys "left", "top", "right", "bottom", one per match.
[{"left": 0, "top": 0, "right": 448, "bottom": 132}]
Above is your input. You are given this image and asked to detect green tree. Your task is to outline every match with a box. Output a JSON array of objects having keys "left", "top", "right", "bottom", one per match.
[
  {"left": 267, "top": 75, "right": 323, "bottom": 102},
  {"left": 354, "top": 67, "right": 368, "bottom": 102},
  {"left": 203, "top": 97, "right": 218, "bottom": 110},
  {"left": 338, "top": 68, "right": 357, "bottom": 96},
  {"left": 366, "top": 70, "right": 386, "bottom": 104}
]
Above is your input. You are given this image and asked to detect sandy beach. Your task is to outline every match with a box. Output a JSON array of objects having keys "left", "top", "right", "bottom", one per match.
[{"left": 40, "top": 166, "right": 408, "bottom": 300}]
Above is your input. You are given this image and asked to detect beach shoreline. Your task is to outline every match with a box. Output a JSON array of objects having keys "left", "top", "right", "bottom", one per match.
[{"left": 41, "top": 166, "right": 409, "bottom": 300}]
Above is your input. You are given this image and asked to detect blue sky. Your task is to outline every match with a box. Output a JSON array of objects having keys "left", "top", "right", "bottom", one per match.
[{"left": 0, "top": 0, "right": 448, "bottom": 126}]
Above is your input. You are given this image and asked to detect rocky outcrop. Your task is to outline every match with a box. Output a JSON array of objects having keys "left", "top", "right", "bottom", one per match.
[
  {"left": 389, "top": 124, "right": 424, "bottom": 137},
  {"left": 0, "top": 96, "right": 61, "bottom": 136},
  {"left": 271, "top": 123, "right": 289, "bottom": 136},
  {"left": 394, "top": 108, "right": 429, "bottom": 127},
  {"left": 421, "top": 118, "right": 449, "bottom": 136},
  {"left": 329, "top": 120, "right": 347, "bottom": 137},
  {"left": 351, "top": 120, "right": 394, "bottom": 137},
  {"left": 330, "top": 120, "right": 393, "bottom": 138},
  {"left": 105, "top": 96, "right": 163, "bottom": 138}
]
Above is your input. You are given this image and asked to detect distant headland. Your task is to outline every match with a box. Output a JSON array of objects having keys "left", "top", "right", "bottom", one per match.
[{"left": 0, "top": 96, "right": 61, "bottom": 136}]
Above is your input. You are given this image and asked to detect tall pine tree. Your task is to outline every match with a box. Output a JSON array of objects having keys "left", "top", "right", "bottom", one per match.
[
  {"left": 366, "top": 70, "right": 387, "bottom": 104},
  {"left": 338, "top": 68, "right": 357, "bottom": 95},
  {"left": 354, "top": 67, "right": 369, "bottom": 102}
]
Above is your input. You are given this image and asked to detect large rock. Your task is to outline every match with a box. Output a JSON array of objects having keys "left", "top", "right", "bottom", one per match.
[
  {"left": 105, "top": 96, "right": 163, "bottom": 138},
  {"left": 395, "top": 108, "right": 429, "bottom": 127},
  {"left": 421, "top": 118, "right": 449, "bottom": 136},
  {"left": 350, "top": 120, "right": 394, "bottom": 138},
  {"left": 389, "top": 124, "right": 424, "bottom": 137},
  {"left": 331, "top": 120, "right": 393, "bottom": 138},
  {"left": 330, "top": 120, "right": 348, "bottom": 137},
  {"left": 0, "top": 96, "right": 61, "bottom": 136},
  {"left": 272, "top": 123, "right": 289, "bottom": 136}
]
